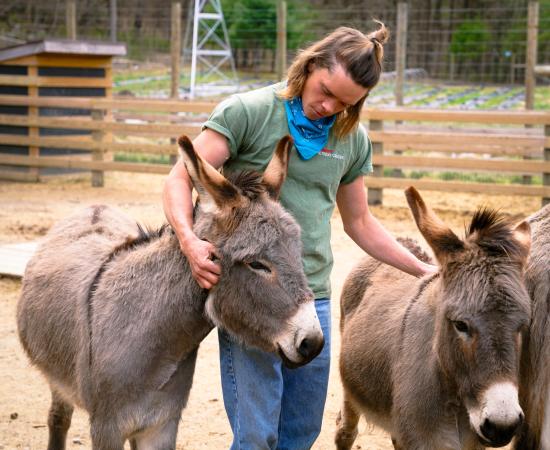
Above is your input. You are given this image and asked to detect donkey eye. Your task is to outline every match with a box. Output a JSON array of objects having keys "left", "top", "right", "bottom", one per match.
[
  {"left": 248, "top": 261, "right": 271, "bottom": 273},
  {"left": 453, "top": 320, "right": 470, "bottom": 334}
]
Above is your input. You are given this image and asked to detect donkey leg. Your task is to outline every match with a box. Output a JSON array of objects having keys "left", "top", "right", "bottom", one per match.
[
  {"left": 335, "top": 396, "right": 361, "bottom": 450},
  {"left": 90, "top": 418, "right": 125, "bottom": 450},
  {"left": 131, "top": 417, "right": 179, "bottom": 450},
  {"left": 46, "top": 390, "right": 74, "bottom": 450}
]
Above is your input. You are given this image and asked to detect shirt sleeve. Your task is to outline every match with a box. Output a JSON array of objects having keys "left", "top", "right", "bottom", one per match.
[
  {"left": 202, "top": 95, "right": 248, "bottom": 159},
  {"left": 340, "top": 124, "right": 373, "bottom": 184}
]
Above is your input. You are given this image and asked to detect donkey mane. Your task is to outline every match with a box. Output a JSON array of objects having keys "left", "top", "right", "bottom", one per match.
[
  {"left": 466, "top": 208, "right": 524, "bottom": 259},
  {"left": 121, "top": 173, "right": 270, "bottom": 247},
  {"left": 129, "top": 223, "right": 171, "bottom": 248},
  {"left": 99, "top": 223, "right": 172, "bottom": 257},
  {"left": 226, "top": 170, "right": 266, "bottom": 200},
  {"left": 397, "top": 237, "right": 432, "bottom": 264}
]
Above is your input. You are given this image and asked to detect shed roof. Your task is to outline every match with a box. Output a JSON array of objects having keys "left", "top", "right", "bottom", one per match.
[{"left": 0, "top": 39, "right": 127, "bottom": 63}]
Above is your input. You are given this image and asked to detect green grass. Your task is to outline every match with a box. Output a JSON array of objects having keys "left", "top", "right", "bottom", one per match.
[
  {"left": 382, "top": 167, "right": 543, "bottom": 185},
  {"left": 113, "top": 67, "right": 240, "bottom": 96},
  {"left": 111, "top": 63, "right": 550, "bottom": 109},
  {"left": 476, "top": 87, "right": 523, "bottom": 109},
  {"left": 446, "top": 86, "right": 498, "bottom": 107},
  {"left": 114, "top": 153, "right": 172, "bottom": 165},
  {"left": 535, "top": 86, "right": 550, "bottom": 110}
]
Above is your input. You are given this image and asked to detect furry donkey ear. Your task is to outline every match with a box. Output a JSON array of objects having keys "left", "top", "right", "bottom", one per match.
[
  {"left": 262, "top": 135, "right": 293, "bottom": 200},
  {"left": 405, "top": 186, "right": 464, "bottom": 264},
  {"left": 512, "top": 220, "right": 531, "bottom": 268},
  {"left": 178, "top": 135, "right": 242, "bottom": 212}
]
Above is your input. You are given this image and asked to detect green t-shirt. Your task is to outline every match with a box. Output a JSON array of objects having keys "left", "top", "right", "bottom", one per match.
[{"left": 204, "top": 82, "right": 372, "bottom": 298}]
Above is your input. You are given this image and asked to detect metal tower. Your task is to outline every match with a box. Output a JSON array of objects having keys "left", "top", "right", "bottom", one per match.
[{"left": 186, "top": 0, "right": 238, "bottom": 98}]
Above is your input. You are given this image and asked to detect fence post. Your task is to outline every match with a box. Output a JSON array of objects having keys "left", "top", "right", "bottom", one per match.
[
  {"left": 171, "top": 1, "right": 182, "bottom": 99},
  {"left": 524, "top": 2, "right": 539, "bottom": 185},
  {"left": 66, "top": 0, "right": 77, "bottom": 40},
  {"left": 393, "top": 2, "right": 407, "bottom": 178},
  {"left": 27, "top": 66, "right": 39, "bottom": 181},
  {"left": 525, "top": 1, "right": 539, "bottom": 110},
  {"left": 367, "top": 119, "right": 384, "bottom": 205},
  {"left": 544, "top": 124, "right": 550, "bottom": 206},
  {"left": 276, "top": 0, "right": 287, "bottom": 81},
  {"left": 395, "top": 2, "right": 407, "bottom": 106},
  {"left": 450, "top": 53, "right": 455, "bottom": 82},
  {"left": 110, "top": 0, "right": 117, "bottom": 42},
  {"left": 91, "top": 109, "right": 105, "bottom": 187}
]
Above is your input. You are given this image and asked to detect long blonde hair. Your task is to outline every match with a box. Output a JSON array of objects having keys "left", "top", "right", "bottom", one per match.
[{"left": 280, "top": 22, "right": 389, "bottom": 138}]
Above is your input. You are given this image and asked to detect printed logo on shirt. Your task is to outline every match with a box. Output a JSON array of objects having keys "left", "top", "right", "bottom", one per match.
[{"left": 319, "top": 148, "right": 344, "bottom": 160}]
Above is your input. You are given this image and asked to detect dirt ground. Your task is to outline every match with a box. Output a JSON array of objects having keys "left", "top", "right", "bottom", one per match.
[{"left": 0, "top": 172, "right": 541, "bottom": 450}]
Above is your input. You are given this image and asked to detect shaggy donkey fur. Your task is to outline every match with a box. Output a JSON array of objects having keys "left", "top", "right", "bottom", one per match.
[{"left": 514, "top": 203, "right": 550, "bottom": 450}]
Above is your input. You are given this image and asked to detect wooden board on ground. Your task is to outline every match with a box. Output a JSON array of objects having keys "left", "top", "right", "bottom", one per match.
[{"left": 0, "top": 242, "right": 38, "bottom": 277}]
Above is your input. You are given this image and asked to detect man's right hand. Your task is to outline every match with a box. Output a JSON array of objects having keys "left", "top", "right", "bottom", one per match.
[{"left": 181, "top": 235, "right": 221, "bottom": 290}]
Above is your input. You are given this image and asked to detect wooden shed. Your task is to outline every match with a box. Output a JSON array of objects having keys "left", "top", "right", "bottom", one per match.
[{"left": 0, "top": 39, "right": 126, "bottom": 180}]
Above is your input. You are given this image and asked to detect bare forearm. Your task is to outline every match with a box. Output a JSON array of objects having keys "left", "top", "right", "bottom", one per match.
[
  {"left": 162, "top": 164, "right": 196, "bottom": 248},
  {"left": 345, "top": 214, "right": 434, "bottom": 278}
]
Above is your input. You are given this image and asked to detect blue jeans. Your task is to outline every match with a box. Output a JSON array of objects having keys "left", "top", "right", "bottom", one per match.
[{"left": 218, "top": 298, "right": 331, "bottom": 450}]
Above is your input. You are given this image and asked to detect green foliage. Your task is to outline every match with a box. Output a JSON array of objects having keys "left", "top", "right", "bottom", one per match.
[
  {"left": 222, "top": 0, "right": 276, "bottom": 49},
  {"left": 221, "top": 0, "right": 318, "bottom": 50},
  {"left": 450, "top": 18, "right": 491, "bottom": 59}
]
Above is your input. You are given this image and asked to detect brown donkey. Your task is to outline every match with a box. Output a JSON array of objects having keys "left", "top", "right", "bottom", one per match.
[
  {"left": 17, "top": 135, "right": 324, "bottom": 450},
  {"left": 336, "top": 187, "right": 531, "bottom": 450},
  {"left": 514, "top": 203, "right": 550, "bottom": 450}
]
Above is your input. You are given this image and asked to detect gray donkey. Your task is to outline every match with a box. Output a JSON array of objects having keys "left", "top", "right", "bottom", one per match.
[
  {"left": 17, "top": 135, "right": 324, "bottom": 450},
  {"left": 515, "top": 203, "right": 550, "bottom": 450},
  {"left": 336, "top": 186, "right": 531, "bottom": 450}
]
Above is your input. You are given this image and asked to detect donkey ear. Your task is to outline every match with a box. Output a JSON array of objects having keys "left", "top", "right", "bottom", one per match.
[
  {"left": 405, "top": 186, "right": 464, "bottom": 264},
  {"left": 178, "top": 135, "right": 241, "bottom": 212},
  {"left": 512, "top": 220, "right": 531, "bottom": 268},
  {"left": 262, "top": 136, "right": 293, "bottom": 200}
]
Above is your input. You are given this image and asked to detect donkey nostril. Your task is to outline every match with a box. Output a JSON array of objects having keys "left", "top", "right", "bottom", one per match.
[
  {"left": 481, "top": 418, "right": 498, "bottom": 442},
  {"left": 481, "top": 416, "right": 522, "bottom": 446},
  {"left": 296, "top": 336, "right": 324, "bottom": 361},
  {"left": 297, "top": 338, "right": 311, "bottom": 358}
]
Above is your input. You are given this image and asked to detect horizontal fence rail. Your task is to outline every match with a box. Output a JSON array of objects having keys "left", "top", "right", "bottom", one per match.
[{"left": 0, "top": 95, "right": 549, "bottom": 206}]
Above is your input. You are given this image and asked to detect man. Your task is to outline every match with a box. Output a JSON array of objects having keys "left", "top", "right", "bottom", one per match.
[{"left": 163, "top": 23, "right": 436, "bottom": 450}]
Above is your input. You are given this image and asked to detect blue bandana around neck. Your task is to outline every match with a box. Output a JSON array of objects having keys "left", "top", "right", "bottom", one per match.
[{"left": 284, "top": 97, "right": 336, "bottom": 160}]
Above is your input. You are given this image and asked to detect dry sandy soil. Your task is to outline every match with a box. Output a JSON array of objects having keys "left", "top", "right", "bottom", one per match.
[{"left": 0, "top": 172, "right": 541, "bottom": 450}]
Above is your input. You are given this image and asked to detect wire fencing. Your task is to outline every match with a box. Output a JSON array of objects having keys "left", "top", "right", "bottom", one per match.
[{"left": 1, "top": 1, "right": 549, "bottom": 85}]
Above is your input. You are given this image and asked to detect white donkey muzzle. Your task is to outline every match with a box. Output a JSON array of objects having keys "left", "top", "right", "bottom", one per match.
[
  {"left": 276, "top": 300, "right": 324, "bottom": 368},
  {"left": 469, "top": 382, "right": 524, "bottom": 447}
]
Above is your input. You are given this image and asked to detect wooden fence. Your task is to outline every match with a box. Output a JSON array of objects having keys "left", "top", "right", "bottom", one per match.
[
  {"left": 364, "top": 108, "right": 550, "bottom": 206},
  {"left": 0, "top": 94, "right": 549, "bottom": 206}
]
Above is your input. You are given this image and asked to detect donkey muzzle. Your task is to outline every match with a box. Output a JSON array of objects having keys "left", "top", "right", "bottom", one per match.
[
  {"left": 276, "top": 301, "right": 324, "bottom": 368},
  {"left": 469, "top": 381, "right": 524, "bottom": 447},
  {"left": 479, "top": 413, "right": 523, "bottom": 447}
]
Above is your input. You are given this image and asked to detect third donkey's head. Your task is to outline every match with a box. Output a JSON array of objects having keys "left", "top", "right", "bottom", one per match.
[
  {"left": 179, "top": 135, "right": 324, "bottom": 368},
  {"left": 406, "top": 186, "right": 531, "bottom": 448}
]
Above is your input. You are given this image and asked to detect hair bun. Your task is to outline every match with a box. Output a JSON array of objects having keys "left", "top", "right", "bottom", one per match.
[{"left": 367, "top": 21, "right": 389, "bottom": 46}]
